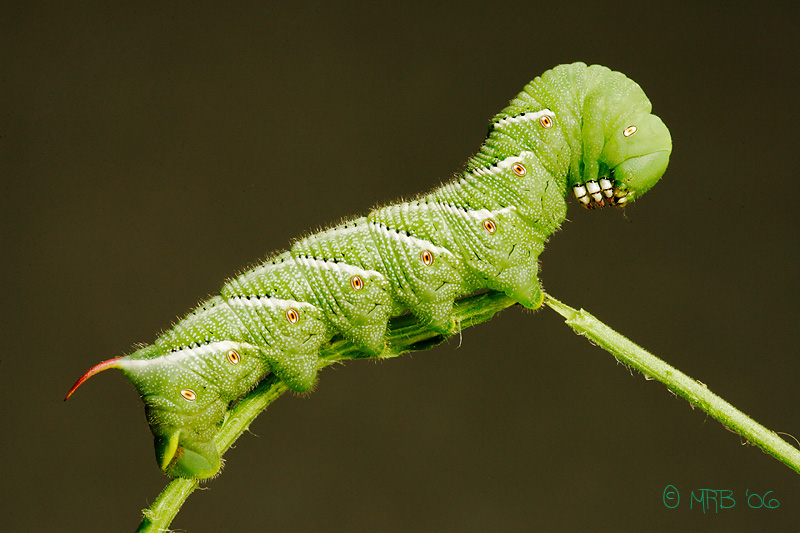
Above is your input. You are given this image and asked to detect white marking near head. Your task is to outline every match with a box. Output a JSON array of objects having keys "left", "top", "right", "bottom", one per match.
[
  {"left": 492, "top": 109, "right": 555, "bottom": 129},
  {"left": 470, "top": 151, "right": 535, "bottom": 178}
]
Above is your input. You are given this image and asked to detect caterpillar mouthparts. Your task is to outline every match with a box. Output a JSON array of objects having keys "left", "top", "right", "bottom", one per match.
[{"left": 572, "top": 179, "right": 632, "bottom": 209}]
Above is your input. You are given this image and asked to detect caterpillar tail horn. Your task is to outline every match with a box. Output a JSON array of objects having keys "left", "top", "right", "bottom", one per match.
[{"left": 64, "top": 357, "right": 124, "bottom": 400}]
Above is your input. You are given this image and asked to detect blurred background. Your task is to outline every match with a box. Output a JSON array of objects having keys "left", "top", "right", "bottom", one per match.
[{"left": 3, "top": 2, "right": 798, "bottom": 531}]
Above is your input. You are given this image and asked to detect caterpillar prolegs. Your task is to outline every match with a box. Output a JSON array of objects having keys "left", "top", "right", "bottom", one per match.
[{"left": 66, "top": 62, "right": 672, "bottom": 479}]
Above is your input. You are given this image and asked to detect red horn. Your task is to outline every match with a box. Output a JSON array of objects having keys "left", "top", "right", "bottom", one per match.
[{"left": 64, "top": 357, "right": 124, "bottom": 400}]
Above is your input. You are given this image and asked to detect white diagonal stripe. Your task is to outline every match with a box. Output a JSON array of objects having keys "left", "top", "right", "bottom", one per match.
[
  {"left": 371, "top": 224, "right": 454, "bottom": 257},
  {"left": 119, "top": 340, "right": 260, "bottom": 369},
  {"left": 470, "top": 151, "right": 535, "bottom": 177},
  {"left": 492, "top": 108, "right": 555, "bottom": 128},
  {"left": 292, "top": 256, "right": 384, "bottom": 279},
  {"left": 227, "top": 295, "right": 315, "bottom": 310}
]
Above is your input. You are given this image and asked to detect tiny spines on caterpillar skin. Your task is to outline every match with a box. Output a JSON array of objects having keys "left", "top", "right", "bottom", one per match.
[{"left": 66, "top": 62, "right": 672, "bottom": 479}]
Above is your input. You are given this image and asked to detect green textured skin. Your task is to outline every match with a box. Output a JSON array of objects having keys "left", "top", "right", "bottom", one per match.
[{"left": 71, "top": 62, "right": 671, "bottom": 479}]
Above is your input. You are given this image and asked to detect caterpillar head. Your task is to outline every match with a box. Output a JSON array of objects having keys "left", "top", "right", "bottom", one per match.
[
  {"left": 577, "top": 112, "right": 672, "bottom": 208},
  {"left": 606, "top": 112, "right": 672, "bottom": 202}
]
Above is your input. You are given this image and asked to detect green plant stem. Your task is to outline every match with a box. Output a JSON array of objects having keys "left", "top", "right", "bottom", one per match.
[
  {"left": 543, "top": 294, "right": 800, "bottom": 474},
  {"left": 136, "top": 292, "right": 800, "bottom": 531}
]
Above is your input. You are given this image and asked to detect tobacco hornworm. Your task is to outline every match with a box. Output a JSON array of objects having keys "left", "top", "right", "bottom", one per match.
[{"left": 66, "top": 62, "right": 672, "bottom": 479}]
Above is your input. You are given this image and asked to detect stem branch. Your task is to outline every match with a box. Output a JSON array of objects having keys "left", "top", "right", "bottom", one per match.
[
  {"left": 543, "top": 294, "right": 800, "bottom": 474},
  {"left": 136, "top": 292, "right": 799, "bottom": 531}
]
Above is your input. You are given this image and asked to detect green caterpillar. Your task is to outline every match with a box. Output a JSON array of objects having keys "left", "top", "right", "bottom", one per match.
[{"left": 66, "top": 62, "right": 672, "bottom": 479}]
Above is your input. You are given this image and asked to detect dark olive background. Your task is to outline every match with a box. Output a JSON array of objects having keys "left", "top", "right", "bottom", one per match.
[{"left": 3, "top": 2, "right": 799, "bottom": 531}]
